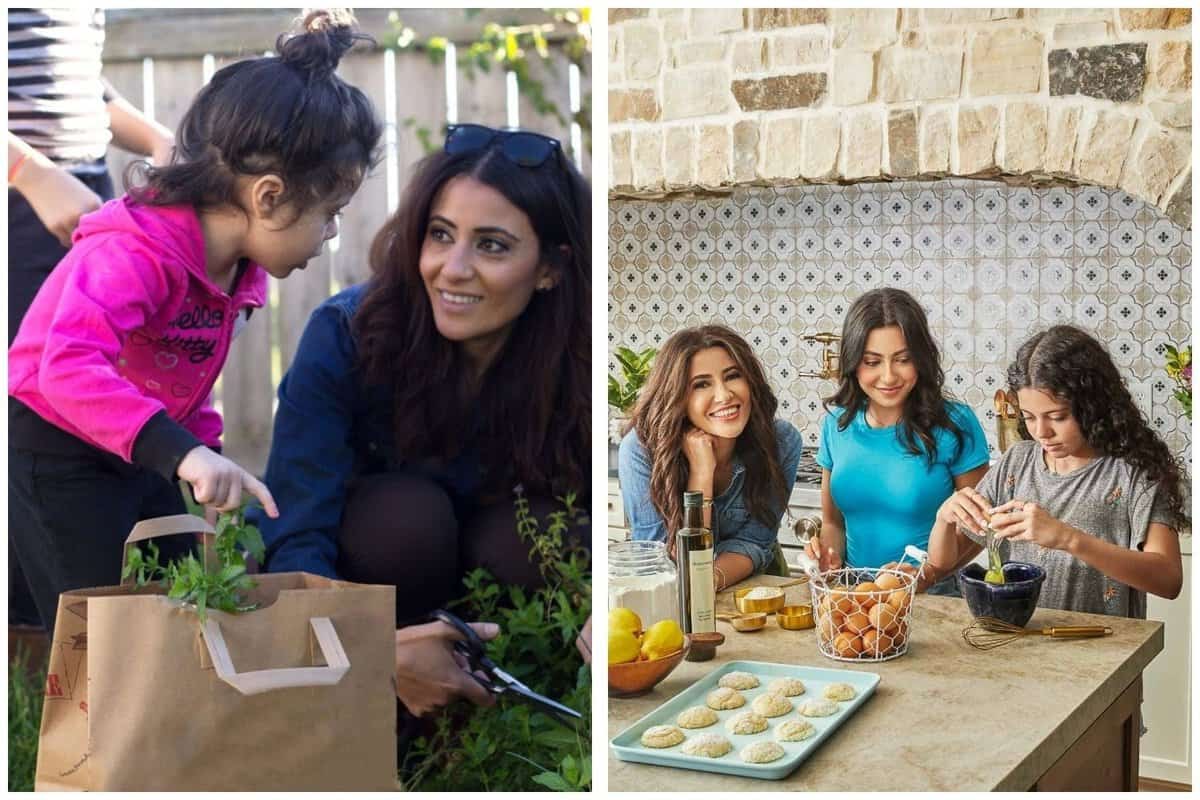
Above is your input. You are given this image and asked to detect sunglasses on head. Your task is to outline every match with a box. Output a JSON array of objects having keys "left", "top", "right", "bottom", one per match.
[{"left": 444, "top": 123, "right": 562, "bottom": 168}]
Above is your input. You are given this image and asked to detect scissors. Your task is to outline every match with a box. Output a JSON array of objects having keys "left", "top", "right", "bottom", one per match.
[{"left": 432, "top": 609, "right": 583, "bottom": 728}]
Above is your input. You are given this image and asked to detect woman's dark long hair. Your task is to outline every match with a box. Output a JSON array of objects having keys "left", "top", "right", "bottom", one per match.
[
  {"left": 1009, "top": 326, "right": 1189, "bottom": 527},
  {"left": 129, "top": 9, "right": 382, "bottom": 216},
  {"left": 825, "top": 287, "right": 965, "bottom": 464},
  {"left": 353, "top": 140, "right": 590, "bottom": 498},
  {"left": 629, "top": 325, "right": 787, "bottom": 536}
]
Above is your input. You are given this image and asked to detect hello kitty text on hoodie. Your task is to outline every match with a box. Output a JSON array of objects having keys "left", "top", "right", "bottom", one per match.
[{"left": 9, "top": 195, "right": 268, "bottom": 480}]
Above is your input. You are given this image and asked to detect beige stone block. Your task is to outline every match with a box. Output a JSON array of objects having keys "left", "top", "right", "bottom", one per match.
[
  {"left": 879, "top": 46, "right": 963, "bottom": 102},
  {"left": 609, "top": 89, "right": 661, "bottom": 123},
  {"left": 1149, "top": 97, "right": 1191, "bottom": 129},
  {"left": 1002, "top": 101, "right": 1048, "bottom": 173},
  {"left": 632, "top": 129, "right": 664, "bottom": 190},
  {"left": 923, "top": 9, "right": 994, "bottom": 25},
  {"left": 1044, "top": 104, "right": 1082, "bottom": 174},
  {"left": 624, "top": 22, "right": 663, "bottom": 82},
  {"left": 801, "top": 112, "right": 841, "bottom": 179},
  {"left": 663, "top": 126, "right": 694, "bottom": 188},
  {"left": 1120, "top": 127, "right": 1190, "bottom": 206},
  {"left": 760, "top": 117, "right": 804, "bottom": 179},
  {"left": 957, "top": 105, "right": 1001, "bottom": 173},
  {"left": 1151, "top": 41, "right": 1191, "bottom": 92},
  {"left": 697, "top": 125, "right": 732, "bottom": 186},
  {"left": 690, "top": 8, "right": 745, "bottom": 37},
  {"left": 887, "top": 108, "right": 918, "bottom": 177},
  {"left": 611, "top": 131, "right": 632, "bottom": 188},
  {"left": 770, "top": 32, "right": 829, "bottom": 68},
  {"left": 1074, "top": 110, "right": 1137, "bottom": 186},
  {"left": 843, "top": 110, "right": 883, "bottom": 179},
  {"left": 610, "top": 9, "right": 649, "bottom": 25},
  {"left": 674, "top": 39, "right": 726, "bottom": 68},
  {"left": 969, "top": 28, "right": 1043, "bottom": 96},
  {"left": 920, "top": 107, "right": 952, "bottom": 173},
  {"left": 1053, "top": 21, "right": 1110, "bottom": 46},
  {"left": 831, "top": 9, "right": 899, "bottom": 50},
  {"left": 609, "top": 28, "right": 623, "bottom": 81},
  {"left": 659, "top": 9, "right": 687, "bottom": 42},
  {"left": 733, "top": 120, "right": 759, "bottom": 182},
  {"left": 662, "top": 66, "right": 733, "bottom": 120},
  {"left": 832, "top": 49, "right": 875, "bottom": 105},
  {"left": 733, "top": 38, "right": 767, "bottom": 73},
  {"left": 927, "top": 29, "right": 966, "bottom": 50},
  {"left": 751, "top": 8, "right": 829, "bottom": 30},
  {"left": 1027, "top": 9, "right": 1114, "bottom": 23},
  {"left": 1119, "top": 9, "right": 1190, "bottom": 31}
]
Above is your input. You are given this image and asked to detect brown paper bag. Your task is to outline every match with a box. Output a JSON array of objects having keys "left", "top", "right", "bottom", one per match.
[{"left": 35, "top": 515, "right": 398, "bottom": 791}]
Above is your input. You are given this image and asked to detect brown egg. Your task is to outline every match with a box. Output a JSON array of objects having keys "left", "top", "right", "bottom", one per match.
[
  {"left": 851, "top": 582, "right": 880, "bottom": 611},
  {"left": 861, "top": 627, "right": 882, "bottom": 656},
  {"left": 874, "top": 573, "right": 903, "bottom": 592},
  {"left": 844, "top": 611, "right": 872, "bottom": 635},
  {"left": 831, "top": 587, "right": 856, "bottom": 616},
  {"left": 869, "top": 601, "right": 901, "bottom": 634},
  {"left": 817, "top": 611, "right": 839, "bottom": 643},
  {"left": 833, "top": 631, "right": 864, "bottom": 658},
  {"left": 886, "top": 589, "right": 911, "bottom": 613}
]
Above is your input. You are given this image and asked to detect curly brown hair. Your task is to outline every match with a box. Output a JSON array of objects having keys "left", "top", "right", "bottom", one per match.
[
  {"left": 353, "top": 139, "right": 590, "bottom": 498},
  {"left": 629, "top": 325, "right": 787, "bottom": 537},
  {"left": 1009, "top": 325, "right": 1189, "bottom": 528}
]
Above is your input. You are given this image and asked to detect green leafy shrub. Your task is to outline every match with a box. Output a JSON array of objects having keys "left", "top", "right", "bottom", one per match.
[
  {"left": 403, "top": 490, "right": 591, "bottom": 791},
  {"left": 9, "top": 648, "right": 45, "bottom": 791}
]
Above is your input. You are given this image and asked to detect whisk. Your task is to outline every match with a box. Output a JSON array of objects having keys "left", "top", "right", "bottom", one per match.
[{"left": 962, "top": 617, "right": 1113, "bottom": 650}]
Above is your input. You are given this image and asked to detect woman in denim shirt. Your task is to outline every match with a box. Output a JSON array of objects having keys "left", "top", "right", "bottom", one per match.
[{"left": 619, "top": 325, "right": 803, "bottom": 590}]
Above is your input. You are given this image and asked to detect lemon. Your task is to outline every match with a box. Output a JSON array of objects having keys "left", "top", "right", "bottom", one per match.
[
  {"left": 640, "top": 619, "right": 685, "bottom": 661},
  {"left": 608, "top": 629, "right": 641, "bottom": 665},
  {"left": 610, "top": 607, "right": 643, "bottom": 637}
]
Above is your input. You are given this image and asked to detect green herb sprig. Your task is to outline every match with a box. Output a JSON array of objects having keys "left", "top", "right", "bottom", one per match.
[{"left": 121, "top": 505, "right": 266, "bottom": 623}]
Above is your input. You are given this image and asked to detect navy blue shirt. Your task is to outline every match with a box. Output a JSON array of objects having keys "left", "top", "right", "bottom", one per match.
[{"left": 250, "top": 283, "right": 484, "bottom": 578}]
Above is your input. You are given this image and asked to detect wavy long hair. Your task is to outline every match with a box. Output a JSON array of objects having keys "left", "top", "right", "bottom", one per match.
[
  {"left": 1008, "top": 325, "right": 1188, "bottom": 527},
  {"left": 825, "top": 287, "right": 966, "bottom": 464},
  {"left": 629, "top": 325, "right": 787, "bottom": 537},
  {"left": 129, "top": 10, "right": 381, "bottom": 217},
  {"left": 353, "top": 138, "right": 590, "bottom": 498}
]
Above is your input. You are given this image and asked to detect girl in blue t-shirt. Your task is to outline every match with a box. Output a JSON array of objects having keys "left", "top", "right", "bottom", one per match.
[{"left": 806, "top": 288, "right": 989, "bottom": 594}]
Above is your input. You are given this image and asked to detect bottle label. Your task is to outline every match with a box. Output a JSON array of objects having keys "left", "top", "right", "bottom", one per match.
[{"left": 688, "top": 548, "right": 716, "bottom": 633}]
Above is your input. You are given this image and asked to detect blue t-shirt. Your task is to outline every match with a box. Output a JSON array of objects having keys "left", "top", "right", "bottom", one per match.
[
  {"left": 618, "top": 419, "right": 804, "bottom": 573},
  {"left": 816, "top": 401, "right": 989, "bottom": 569}
]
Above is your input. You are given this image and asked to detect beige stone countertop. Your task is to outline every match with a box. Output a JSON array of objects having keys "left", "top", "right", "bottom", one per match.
[{"left": 609, "top": 577, "right": 1163, "bottom": 791}]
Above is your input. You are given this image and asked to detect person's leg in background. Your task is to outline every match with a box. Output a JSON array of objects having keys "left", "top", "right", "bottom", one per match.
[{"left": 461, "top": 493, "right": 591, "bottom": 590}]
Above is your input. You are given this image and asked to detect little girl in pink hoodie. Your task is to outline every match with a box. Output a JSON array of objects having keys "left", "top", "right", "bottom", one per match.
[{"left": 8, "top": 10, "right": 380, "bottom": 634}]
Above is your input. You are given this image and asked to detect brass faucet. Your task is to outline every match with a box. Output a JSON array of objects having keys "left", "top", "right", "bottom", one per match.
[{"left": 797, "top": 332, "right": 841, "bottom": 380}]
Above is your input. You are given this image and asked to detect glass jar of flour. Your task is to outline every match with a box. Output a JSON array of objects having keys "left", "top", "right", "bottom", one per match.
[{"left": 609, "top": 540, "right": 679, "bottom": 627}]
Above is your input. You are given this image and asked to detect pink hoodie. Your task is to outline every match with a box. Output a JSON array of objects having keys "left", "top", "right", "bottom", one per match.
[{"left": 9, "top": 196, "right": 268, "bottom": 463}]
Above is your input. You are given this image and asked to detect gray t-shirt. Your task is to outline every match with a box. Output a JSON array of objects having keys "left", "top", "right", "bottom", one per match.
[{"left": 967, "top": 440, "right": 1176, "bottom": 619}]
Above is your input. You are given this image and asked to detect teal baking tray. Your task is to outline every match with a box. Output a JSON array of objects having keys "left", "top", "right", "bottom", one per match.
[{"left": 610, "top": 660, "right": 879, "bottom": 781}]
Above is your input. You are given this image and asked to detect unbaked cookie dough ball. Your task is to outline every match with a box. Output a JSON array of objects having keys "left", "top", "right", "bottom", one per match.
[
  {"left": 677, "top": 706, "right": 719, "bottom": 729},
  {"left": 706, "top": 686, "right": 746, "bottom": 710},
  {"left": 640, "top": 725, "right": 685, "bottom": 748},
  {"left": 681, "top": 733, "right": 733, "bottom": 758}
]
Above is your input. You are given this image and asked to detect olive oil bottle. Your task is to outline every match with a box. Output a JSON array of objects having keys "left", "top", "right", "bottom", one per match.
[{"left": 676, "top": 490, "right": 716, "bottom": 639}]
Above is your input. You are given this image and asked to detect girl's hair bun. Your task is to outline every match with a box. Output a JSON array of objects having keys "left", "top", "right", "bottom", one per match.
[{"left": 276, "top": 8, "right": 371, "bottom": 81}]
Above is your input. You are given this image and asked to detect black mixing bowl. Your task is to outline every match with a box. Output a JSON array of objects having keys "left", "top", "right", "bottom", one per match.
[{"left": 958, "top": 561, "right": 1045, "bottom": 628}]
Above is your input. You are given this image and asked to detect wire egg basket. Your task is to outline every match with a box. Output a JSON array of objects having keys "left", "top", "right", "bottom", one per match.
[{"left": 805, "top": 546, "right": 928, "bottom": 663}]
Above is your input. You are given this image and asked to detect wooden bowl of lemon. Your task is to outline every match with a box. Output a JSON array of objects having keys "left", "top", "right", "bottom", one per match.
[{"left": 609, "top": 608, "right": 689, "bottom": 697}]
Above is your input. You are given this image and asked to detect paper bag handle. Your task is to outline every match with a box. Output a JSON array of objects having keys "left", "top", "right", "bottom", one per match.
[
  {"left": 123, "top": 514, "right": 217, "bottom": 584},
  {"left": 200, "top": 616, "right": 350, "bottom": 695}
]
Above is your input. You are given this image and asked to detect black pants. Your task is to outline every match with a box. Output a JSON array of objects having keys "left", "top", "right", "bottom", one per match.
[
  {"left": 337, "top": 473, "right": 590, "bottom": 626},
  {"left": 9, "top": 170, "right": 114, "bottom": 626},
  {"left": 8, "top": 449, "right": 195, "bottom": 638}
]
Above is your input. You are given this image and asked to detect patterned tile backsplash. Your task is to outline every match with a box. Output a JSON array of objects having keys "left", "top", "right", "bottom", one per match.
[{"left": 609, "top": 178, "right": 1192, "bottom": 460}]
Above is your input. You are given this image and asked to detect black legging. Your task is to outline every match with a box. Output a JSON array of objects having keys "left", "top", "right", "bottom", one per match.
[{"left": 336, "top": 473, "right": 589, "bottom": 625}]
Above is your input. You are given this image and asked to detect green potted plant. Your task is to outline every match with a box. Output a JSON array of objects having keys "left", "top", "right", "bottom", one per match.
[
  {"left": 1164, "top": 343, "right": 1191, "bottom": 420},
  {"left": 607, "top": 346, "right": 656, "bottom": 469}
]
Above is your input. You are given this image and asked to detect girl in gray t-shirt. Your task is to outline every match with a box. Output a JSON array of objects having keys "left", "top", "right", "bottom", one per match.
[{"left": 926, "top": 326, "right": 1187, "bottom": 619}]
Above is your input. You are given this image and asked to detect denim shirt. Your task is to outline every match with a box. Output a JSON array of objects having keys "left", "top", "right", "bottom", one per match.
[
  {"left": 618, "top": 419, "right": 804, "bottom": 573},
  {"left": 248, "top": 283, "right": 484, "bottom": 578}
]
